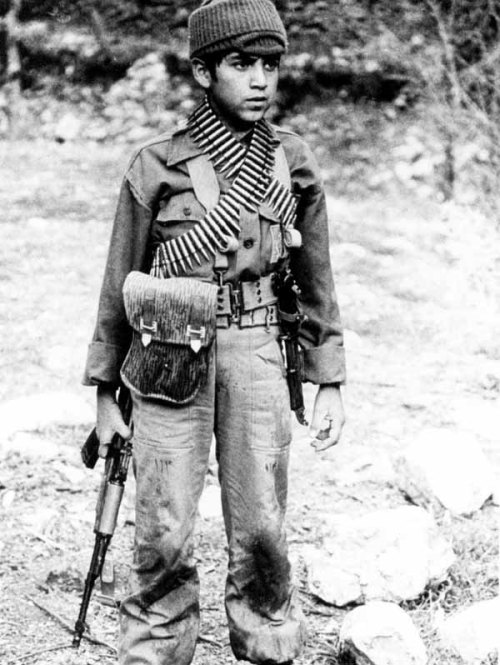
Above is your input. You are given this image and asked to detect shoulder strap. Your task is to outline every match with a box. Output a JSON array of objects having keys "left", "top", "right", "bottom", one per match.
[
  {"left": 273, "top": 144, "right": 291, "bottom": 189},
  {"left": 186, "top": 154, "right": 220, "bottom": 212}
]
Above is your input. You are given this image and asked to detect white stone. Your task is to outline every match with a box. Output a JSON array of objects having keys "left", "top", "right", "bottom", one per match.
[
  {"left": 343, "top": 329, "right": 365, "bottom": 354},
  {"left": 53, "top": 461, "right": 88, "bottom": 486},
  {"left": 396, "top": 428, "right": 495, "bottom": 515},
  {"left": 54, "top": 113, "right": 81, "bottom": 142},
  {"left": 22, "top": 507, "right": 59, "bottom": 531},
  {"left": 335, "top": 242, "right": 370, "bottom": 271},
  {"left": 304, "top": 506, "right": 454, "bottom": 606},
  {"left": 339, "top": 601, "right": 427, "bottom": 665},
  {"left": 0, "top": 392, "right": 94, "bottom": 438},
  {"left": 42, "top": 345, "right": 82, "bottom": 374},
  {"left": 436, "top": 598, "right": 499, "bottom": 663},
  {"left": 1, "top": 489, "right": 16, "bottom": 509},
  {"left": 198, "top": 484, "right": 223, "bottom": 520},
  {"left": 451, "top": 398, "right": 499, "bottom": 443},
  {"left": 304, "top": 549, "right": 363, "bottom": 606},
  {"left": 393, "top": 137, "right": 425, "bottom": 162},
  {"left": 0, "top": 432, "right": 60, "bottom": 460}
]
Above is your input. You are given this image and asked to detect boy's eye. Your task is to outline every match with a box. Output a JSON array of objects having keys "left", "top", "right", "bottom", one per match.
[
  {"left": 264, "top": 60, "right": 280, "bottom": 71},
  {"left": 234, "top": 60, "right": 250, "bottom": 70},
  {"left": 225, "top": 54, "right": 280, "bottom": 72}
]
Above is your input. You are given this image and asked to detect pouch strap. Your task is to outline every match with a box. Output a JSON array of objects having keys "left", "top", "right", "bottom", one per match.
[
  {"left": 273, "top": 144, "right": 291, "bottom": 189},
  {"left": 186, "top": 153, "right": 220, "bottom": 213},
  {"left": 139, "top": 286, "right": 158, "bottom": 347},
  {"left": 187, "top": 294, "right": 207, "bottom": 353}
]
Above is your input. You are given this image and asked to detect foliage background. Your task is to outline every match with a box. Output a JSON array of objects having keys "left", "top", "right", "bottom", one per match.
[{"left": 1, "top": 0, "right": 499, "bottom": 207}]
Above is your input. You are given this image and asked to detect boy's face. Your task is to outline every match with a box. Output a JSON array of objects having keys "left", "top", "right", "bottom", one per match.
[{"left": 193, "top": 51, "right": 280, "bottom": 132}]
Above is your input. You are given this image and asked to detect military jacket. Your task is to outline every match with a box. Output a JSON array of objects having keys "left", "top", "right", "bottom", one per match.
[{"left": 83, "top": 123, "right": 346, "bottom": 387}]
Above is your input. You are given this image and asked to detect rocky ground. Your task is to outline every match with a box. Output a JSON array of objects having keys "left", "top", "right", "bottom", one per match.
[{"left": 0, "top": 139, "right": 498, "bottom": 665}]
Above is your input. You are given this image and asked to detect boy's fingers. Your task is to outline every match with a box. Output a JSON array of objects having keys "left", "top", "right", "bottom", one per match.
[
  {"left": 116, "top": 423, "right": 133, "bottom": 440},
  {"left": 311, "top": 420, "right": 342, "bottom": 452},
  {"left": 311, "top": 432, "right": 334, "bottom": 451},
  {"left": 309, "top": 417, "right": 331, "bottom": 440},
  {"left": 98, "top": 442, "right": 111, "bottom": 459}
]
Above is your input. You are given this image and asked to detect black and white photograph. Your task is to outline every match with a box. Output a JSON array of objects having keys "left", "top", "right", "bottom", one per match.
[{"left": 0, "top": 1, "right": 498, "bottom": 664}]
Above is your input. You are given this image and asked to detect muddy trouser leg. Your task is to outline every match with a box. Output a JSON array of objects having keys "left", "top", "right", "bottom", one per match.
[
  {"left": 215, "top": 326, "right": 307, "bottom": 664},
  {"left": 119, "top": 355, "right": 215, "bottom": 665}
]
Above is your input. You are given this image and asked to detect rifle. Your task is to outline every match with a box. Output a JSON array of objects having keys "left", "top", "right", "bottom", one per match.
[
  {"left": 273, "top": 269, "right": 308, "bottom": 426},
  {"left": 73, "top": 388, "right": 132, "bottom": 648}
]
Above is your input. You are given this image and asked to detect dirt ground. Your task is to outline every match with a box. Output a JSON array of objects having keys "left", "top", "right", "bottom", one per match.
[{"left": 0, "top": 140, "right": 498, "bottom": 665}]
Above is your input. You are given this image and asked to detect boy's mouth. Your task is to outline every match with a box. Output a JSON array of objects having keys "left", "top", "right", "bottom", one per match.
[{"left": 246, "top": 97, "right": 267, "bottom": 107}]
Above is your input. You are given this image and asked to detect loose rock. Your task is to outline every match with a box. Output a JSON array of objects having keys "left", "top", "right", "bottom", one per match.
[
  {"left": 304, "top": 506, "right": 454, "bottom": 605},
  {"left": 0, "top": 392, "right": 94, "bottom": 439},
  {"left": 0, "top": 432, "right": 60, "bottom": 460},
  {"left": 54, "top": 113, "right": 81, "bottom": 142},
  {"left": 436, "top": 598, "right": 499, "bottom": 663},
  {"left": 395, "top": 428, "right": 495, "bottom": 515},
  {"left": 1, "top": 489, "right": 16, "bottom": 509},
  {"left": 199, "top": 484, "right": 223, "bottom": 521},
  {"left": 22, "top": 507, "right": 58, "bottom": 532},
  {"left": 53, "top": 461, "right": 88, "bottom": 487},
  {"left": 339, "top": 601, "right": 427, "bottom": 665}
]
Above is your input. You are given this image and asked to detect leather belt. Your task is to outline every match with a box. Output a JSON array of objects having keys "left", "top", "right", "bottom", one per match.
[{"left": 216, "top": 274, "right": 279, "bottom": 329}]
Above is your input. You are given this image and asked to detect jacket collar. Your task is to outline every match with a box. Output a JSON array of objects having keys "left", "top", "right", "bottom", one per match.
[
  {"left": 166, "top": 119, "right": 281, "bottom": 167},
  {"left": 165, "top": 126, "right": 202, "bottom": 166}
]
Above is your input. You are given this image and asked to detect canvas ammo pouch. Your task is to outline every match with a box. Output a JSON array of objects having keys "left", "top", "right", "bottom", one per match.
[{"left": 120, "top": 271, "right": 219, "bottom": 404}]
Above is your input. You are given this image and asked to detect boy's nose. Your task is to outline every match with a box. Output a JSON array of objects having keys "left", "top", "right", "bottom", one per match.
[{"left": 250, "top": 62, "right": 267, "bottom": 88}]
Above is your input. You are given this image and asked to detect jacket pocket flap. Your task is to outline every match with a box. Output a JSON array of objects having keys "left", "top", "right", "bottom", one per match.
[{"left": 156, "top": 194, "right": 205, "bottom": 223}]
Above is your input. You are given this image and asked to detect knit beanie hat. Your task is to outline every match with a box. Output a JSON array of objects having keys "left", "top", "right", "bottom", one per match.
[{"left": 189, "top": 0, "right": 288, "bottom": 59}]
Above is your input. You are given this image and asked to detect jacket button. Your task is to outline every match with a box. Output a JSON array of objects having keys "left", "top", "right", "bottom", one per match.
[
  {"left": 243, "top": 238, "right": 255, "bottom": 249},
  {"left": 183, "top": 207, "right": 191, "bottom": 217}
]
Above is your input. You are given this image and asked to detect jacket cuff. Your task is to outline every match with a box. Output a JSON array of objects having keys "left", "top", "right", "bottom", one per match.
[
  {"left": 302, "top": 343, "right": 346, "bottom": 385},
  {"left": 82, "top": 341, "right": 126, "bottom": 387}
]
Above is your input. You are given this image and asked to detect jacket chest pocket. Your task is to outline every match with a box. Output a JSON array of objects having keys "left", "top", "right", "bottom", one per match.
[
  {"left": 259, "top": 205, "right": 287, "bottom": 268},
  {"left": 151, "top": 193, "right": 206, "bottom": 243}
]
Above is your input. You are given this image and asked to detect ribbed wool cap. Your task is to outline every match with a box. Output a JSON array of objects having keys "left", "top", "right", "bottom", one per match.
[{"left": 189, "top": 0, "right": 288, "bottom": 59}]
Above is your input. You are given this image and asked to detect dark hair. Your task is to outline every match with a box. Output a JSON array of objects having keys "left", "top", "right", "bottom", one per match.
[
  {"left": 198, "top": 51, "right": 229, "bottom": 79},
  {"left": 196, "top": 50, "right": 281, "bottom": 79}
]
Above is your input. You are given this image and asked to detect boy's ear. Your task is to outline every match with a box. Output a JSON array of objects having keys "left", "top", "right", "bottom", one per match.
[{"left": 191, "top": 58, "right": 212, "bottom": 89}]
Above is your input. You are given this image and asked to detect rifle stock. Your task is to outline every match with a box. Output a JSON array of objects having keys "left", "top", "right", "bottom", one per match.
[{"left": 73, "top": 388, "right": 132, "bottom": 648}]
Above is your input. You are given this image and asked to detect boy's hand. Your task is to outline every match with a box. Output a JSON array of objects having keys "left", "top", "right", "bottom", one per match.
[
  {"left": 309, "top": 384, "right": 345, "bottom": 452},
  {"left": 96, "top": 386, "right": 132, "bottom": 458}
]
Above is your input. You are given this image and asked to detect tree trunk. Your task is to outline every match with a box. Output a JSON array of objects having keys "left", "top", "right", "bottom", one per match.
[{"left": 0, "top": 0, "right": 23, "bottom": 135}]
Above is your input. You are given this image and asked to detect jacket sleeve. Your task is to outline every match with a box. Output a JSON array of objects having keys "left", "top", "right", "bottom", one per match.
[
  {"left": 287, "top": 138, "right": 346, "bottom": 385},
  {"left": 82, "top": 167, "right": 153, "bottom": 387}
]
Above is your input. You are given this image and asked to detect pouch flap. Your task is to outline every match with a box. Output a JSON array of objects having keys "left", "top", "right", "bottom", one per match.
[{"left": 122, "top": 272, "right": 219, "bottom": 348}]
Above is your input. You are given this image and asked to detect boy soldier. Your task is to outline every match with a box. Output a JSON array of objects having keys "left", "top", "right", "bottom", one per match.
[{"left": 83, "top": 0, "right": 346, "bottom": 663}]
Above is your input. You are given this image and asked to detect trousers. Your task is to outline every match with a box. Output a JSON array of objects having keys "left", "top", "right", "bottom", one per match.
[{"left": 119, "top": 325, "right": 306, "bottom": 665}]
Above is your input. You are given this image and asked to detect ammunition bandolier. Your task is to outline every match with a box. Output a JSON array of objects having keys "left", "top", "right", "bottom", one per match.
[{"left": 151, "top": 97, "right": 299, "bottom": 278}]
